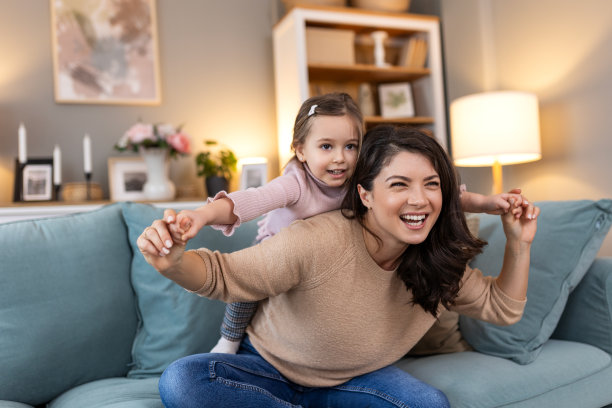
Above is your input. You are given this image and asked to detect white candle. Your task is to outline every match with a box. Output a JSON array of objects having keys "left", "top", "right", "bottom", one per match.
[
  {"left": 83, "top": 134, "right": 92, "bottom": 174},
  {"left": 53, "top": 145, "right": 62, "bottom": 185},
  {"left": 18, "top": 123, "right": 27, "bottom": 164}
]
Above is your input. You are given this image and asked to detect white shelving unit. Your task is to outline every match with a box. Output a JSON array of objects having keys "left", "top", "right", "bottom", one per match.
[{"left": 273, "top": 6, "right": 448, "bottom": 169}]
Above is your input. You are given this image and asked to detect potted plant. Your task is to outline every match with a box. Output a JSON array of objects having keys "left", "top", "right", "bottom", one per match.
[{"left": 195, "top": 140, "right": 237, "bottom": 197}]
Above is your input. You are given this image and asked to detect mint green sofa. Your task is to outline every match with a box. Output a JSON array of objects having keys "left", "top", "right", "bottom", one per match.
[{"left": 1, "top": 200, "right": 611, "bottom": 407}]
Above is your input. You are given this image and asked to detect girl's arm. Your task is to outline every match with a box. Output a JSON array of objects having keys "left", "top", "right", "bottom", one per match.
[
  {"left": 461, "top": 188, "right": 526, "bottom": 216},
  {"left": 168, "top": 173, "right": 303, "bottom": 241}
]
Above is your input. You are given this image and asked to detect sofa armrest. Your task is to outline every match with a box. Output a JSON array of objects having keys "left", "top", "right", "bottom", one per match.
[{"left": 552, "top": 257, "right": 612, "bottom": 354}]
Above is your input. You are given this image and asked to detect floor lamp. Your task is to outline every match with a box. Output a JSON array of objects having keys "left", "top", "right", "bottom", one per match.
[{"left": 450, "top": 91, "right": 542, "bottom": 194}]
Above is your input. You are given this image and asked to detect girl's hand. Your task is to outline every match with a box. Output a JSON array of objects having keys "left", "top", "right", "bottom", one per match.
[
  {"left": 501, "top": 201, "right": 540, "bottom": 245},
  {"left": 174, "top": 209, "right": 207, "bottom": 241},
  {"left": 136, "top": 218, "right": 187, "bottom": 273},
  {"left": 483, "top": 188, "right": 527, "bottom": 216}
]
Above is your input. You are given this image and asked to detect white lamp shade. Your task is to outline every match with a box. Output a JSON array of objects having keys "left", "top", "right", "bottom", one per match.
[{"left": 450, "top": 91, "right": 541, "bottom": 166}]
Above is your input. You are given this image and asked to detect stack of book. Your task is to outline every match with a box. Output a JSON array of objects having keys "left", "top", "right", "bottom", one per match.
[{"left": 398, "top": 33, "right": 428, "bottom": 68}]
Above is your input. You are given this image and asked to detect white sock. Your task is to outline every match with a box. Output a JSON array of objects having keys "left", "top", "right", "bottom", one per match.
[{"left": 210, "top": 336, "right": 241, "bottom": 354}]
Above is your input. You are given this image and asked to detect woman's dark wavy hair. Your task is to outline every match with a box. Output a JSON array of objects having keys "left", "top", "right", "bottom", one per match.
[{"left": 341, "top": 125, "right": 486, "bottom": 317}]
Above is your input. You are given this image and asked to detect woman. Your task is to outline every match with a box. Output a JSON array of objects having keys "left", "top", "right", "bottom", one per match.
[{"left": 137, "top": 125, "right": 539, "bottom": 408}]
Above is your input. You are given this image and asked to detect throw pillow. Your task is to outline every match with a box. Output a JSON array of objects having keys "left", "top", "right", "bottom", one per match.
[
  {"left": 121, "top": 202, "right": 260, "bottom": 378},
  {"left": 460, "top": 199, "right": 612, "bottom": 364},
  {"left": 0, "top": 204, "right": 137, "bottom": 405}
]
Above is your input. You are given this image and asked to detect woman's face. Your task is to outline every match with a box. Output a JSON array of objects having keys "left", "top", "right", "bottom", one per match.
[{"left": 358, "top": 150, "right": 443, "bottom": 248}]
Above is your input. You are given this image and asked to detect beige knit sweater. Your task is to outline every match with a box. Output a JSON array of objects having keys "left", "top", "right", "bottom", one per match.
[{"left": 192, "top": 210, "right": 525, "bottom": 387}]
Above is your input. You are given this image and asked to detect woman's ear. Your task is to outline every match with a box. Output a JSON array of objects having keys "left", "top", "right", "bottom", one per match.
[
  {"left": 357, "top": 184, "right": 372, "bottom": 209},
  {"left": 295, "top": 144, "right": 306, "bottom": 162}
]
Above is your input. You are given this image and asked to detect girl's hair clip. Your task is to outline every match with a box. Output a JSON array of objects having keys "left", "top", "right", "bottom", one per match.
[{"left": 308, "top": 105, "right": 317, "bottom": 117}]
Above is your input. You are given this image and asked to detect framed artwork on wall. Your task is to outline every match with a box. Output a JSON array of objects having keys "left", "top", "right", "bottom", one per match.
[
  {"left": 378, "top": 82, "right": 415, "bottom": 118},
  {"left": 50, "top": 0, "right": 162, "bottom": 105},
  {"left": 108, "top": 157, "right": 148, "bottom": 201}
]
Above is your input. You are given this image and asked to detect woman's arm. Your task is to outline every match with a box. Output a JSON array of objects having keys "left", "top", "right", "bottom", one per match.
[{"left": 494, "top": 201, "right": 540, "bottom": 300}]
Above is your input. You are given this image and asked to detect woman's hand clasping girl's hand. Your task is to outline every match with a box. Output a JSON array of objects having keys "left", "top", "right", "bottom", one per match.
[
  {"left": 501, "top": 199, "right": 540, "bottom": 245},
  {"left": 136, "top": 209, "right": 187, "bottom": 274}
]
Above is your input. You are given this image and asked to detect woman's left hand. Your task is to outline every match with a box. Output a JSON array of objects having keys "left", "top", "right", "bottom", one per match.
[{"left": 501, "top": 200, "right": 540, "bottom": 244}]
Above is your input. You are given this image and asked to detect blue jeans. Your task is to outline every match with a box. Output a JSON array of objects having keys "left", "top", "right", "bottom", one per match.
[{"left": 159, "top": 337, "right": 449, "bottom": 408}]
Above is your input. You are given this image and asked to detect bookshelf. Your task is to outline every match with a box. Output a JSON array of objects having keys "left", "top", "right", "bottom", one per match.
[{"left": 272, "top": 5, "right": 448, "bottom": 167}]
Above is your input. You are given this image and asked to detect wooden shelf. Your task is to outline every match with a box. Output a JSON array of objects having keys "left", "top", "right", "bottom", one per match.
[
  {"left": 308, "top": 63, "right": 430, "bottom": 83},
  {"left": 364, "top": 115, "right": 434, "bottom": 128}
]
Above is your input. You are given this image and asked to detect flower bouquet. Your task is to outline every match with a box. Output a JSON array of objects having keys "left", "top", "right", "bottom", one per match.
[{"left": 115, "top": 122, "right": 191, "bottom": 157}]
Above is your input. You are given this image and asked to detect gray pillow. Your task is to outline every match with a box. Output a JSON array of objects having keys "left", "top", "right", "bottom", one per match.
[
  {"left": 121, "top": 202, "right": 260, "bottom": 378},
  {"left": 460, "top": 199, "right": 612, "bottom": 364}
]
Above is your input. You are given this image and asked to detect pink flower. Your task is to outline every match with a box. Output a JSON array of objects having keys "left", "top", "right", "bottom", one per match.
[
  {"left": 125, "top": 123, "right": 155, "bottom": 144},
  {"left": 167, "top": 132, "right": 191, "bottom": 154}
]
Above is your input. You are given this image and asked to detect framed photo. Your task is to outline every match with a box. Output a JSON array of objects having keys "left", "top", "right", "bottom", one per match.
[
  {"left": 17, "top": 158, "right": 54, "bottom": 202},
  {"left": 240, "top": 160, "right": 268, "bottom": 190},
  {"left": 378, "top": 82, "right": 415, "bottom": 118},
  {"left": 50, "top": 0, "right": 161, "bottom": 105},
  {"left": 108, "top": 157, "right": 148, "bottom": 201}
]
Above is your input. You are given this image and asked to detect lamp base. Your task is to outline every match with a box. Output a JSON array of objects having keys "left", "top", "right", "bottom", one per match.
[{"left": 492, "top": 160, "right": 503, "bottom": 195}]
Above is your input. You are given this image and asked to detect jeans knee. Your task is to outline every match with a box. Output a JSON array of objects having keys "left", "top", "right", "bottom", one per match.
[{"left": 159, "top": 356, "right": 209, "bottom": 408}]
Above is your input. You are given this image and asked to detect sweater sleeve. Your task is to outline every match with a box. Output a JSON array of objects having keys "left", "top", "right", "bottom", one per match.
[
  {"left": 188, "top": 216, "right": 318, "bottom": 302},
  {"left": 451, "top": 266, "right": 526, "bottom": 325},
  {"left": 207, "top": 173, "right": 302, "bottom": 236}
]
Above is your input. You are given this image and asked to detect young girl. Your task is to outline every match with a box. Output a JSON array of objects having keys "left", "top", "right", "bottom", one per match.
[{"left": 166, "top": 93, "right": 525, "bottom": 354}]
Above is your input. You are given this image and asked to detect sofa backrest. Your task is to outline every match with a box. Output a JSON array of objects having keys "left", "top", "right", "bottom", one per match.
[{"left": 0, "top": 203, "right": 138, "bottom": 405}]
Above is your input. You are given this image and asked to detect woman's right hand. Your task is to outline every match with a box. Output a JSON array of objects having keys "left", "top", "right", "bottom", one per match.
[{"left": 136, "top": 217, "right": 187, "bottom": 274}]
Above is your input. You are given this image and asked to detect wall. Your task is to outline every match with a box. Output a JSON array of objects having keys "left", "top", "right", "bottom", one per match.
[
  {"left": 441, "top": 0, "right": 612, "bottom": 255},
  {"left": 0, "top": 0, "right": 280, "bottom": 201}
]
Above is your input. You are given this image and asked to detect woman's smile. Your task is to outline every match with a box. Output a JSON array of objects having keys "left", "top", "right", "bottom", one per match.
[{"left": 399, "top": 213, "right": 428, "bottom": 229}]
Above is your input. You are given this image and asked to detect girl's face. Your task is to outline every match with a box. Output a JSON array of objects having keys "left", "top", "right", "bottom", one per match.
[
  {"left": 294, "top": 115, "right": 359, "bottom": 187},
  {"left": 358, "top": 150, "right": 443, "bottom": 248}
]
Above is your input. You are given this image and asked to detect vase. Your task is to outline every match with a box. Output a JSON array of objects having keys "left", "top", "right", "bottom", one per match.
[
  {"left": 140, "top": 148, "right": 176, "bottom": 201},
  {"left": 205, "top": 176, "right": 228, "bottom": 197}
]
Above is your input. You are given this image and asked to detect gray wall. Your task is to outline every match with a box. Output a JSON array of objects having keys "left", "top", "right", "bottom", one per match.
[
  {"left": 0, "top": 0, "right": 280, "bottom": 200},
  {"left": 441, "top": 0, "right": 612, "bottom": 255}
]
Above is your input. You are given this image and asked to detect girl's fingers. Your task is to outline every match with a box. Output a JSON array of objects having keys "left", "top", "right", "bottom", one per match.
[{"left": 164, "top": 208, "right": 177, "bottom": 224}]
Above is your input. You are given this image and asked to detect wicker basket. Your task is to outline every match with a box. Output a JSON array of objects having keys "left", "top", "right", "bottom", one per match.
[
  {"left": 61, "top": 182, "right": 103, "bottom": 202},
  {"left": 350, "top": 0, "right": 410, "bottom": 12}
]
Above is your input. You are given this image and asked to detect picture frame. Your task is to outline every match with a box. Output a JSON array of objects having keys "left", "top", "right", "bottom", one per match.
[
  {"left": 107, "top": 157, "right": 148, "bottom": 201},
  {"left": 378, "top": 82, "right": 415, "bottom": 118},
  {"left": 50, "top": 0, "right": 162, "bottom": 105},
  {"left": 240, "top": 160, "right": 268, "bottom": 190},
  {"left": 16, "top": 158, "right": 54, "bottom": 202}
]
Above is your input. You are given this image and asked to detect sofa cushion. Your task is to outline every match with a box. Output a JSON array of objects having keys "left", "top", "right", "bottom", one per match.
[
  {"left": 0, "top": 204, "right": 138, "bottom": 405},
  {"left": 121, "top": 202, "right": 260, "bottom": 378},
  {"left": 553, "top": 257, "right": 612, "bottom": 354},
  {"left": 49, "top": 377, "right": 161, "bottom": 408},
  {"left": 460, "top": 199, "right": 612, "bottom": 364},
  {"left": 397, "top": 339, "right": 612, "bottom": 408}
]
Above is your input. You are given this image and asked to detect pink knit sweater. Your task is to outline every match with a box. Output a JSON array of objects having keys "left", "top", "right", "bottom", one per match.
[{"left": 208, "top": 159, "right": 347, "bottom": 241}]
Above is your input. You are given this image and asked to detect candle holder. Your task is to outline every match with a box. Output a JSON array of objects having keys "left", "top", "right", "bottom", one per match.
[
  {"left": 54, "top": 184, "right": 62, "bottom": 201},
  {"left": 13, "top": 159, "right": 26, "bottom": 202},
  {"left": 85, "top": 172, "right": 92, "bottom": 201}
]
